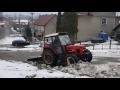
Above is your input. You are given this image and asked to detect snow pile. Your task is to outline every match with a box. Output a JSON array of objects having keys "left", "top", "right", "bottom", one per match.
[
  {"left": 1, "top": 58, "right": 120, "bottom": 78},
  {"left": 25, "top": 45, "right": 40, "bottom": 48},
  {"left": 0, "top": 35, "right": 25, "bottom": 45},
  {"left": 90, "top": 50, "right": 120, "bottom": 57},
  {"left": 0, "top": 60, "right": 88, "bottom": 78},
  {"left": 48, "top": 62, "right": 120, "bottom": 78}
]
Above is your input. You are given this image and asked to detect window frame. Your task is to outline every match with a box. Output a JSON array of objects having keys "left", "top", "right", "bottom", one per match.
[{"left": 101, "top": 17, "right": 108, "bottom": 25}]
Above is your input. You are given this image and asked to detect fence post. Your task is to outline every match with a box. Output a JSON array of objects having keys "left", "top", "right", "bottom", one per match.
[
  {"left": 117, "top": 44, "right": 118, "bottom": 50},
  {"left": 109, "top": 39, "right": 112, "bottom": 50},
  {"left": 102, "top": 44, "right": 103, "bottom": 50},
  {"left": 93, "top": 43, "right": 95, "bottom": 50}
]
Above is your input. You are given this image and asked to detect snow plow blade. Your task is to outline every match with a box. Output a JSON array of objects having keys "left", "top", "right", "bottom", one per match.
[{"left": 27, "top": 56, "right": 44, "bottom": 63}]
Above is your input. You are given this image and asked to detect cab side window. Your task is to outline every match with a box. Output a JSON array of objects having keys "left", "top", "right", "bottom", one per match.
[
  {"left": 44, "top": 37, "right": 52, "bottom": 47},
  {"left": 52, "top": 37, "right": 61, "bottom": 46}
]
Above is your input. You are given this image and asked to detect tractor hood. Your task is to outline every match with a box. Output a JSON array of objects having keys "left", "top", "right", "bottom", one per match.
[
  {"left": 66, "top": 44, "right": 86, "bottom": 50},
  {"left": 65, "top": 44, "right": 86, "bottom": 54}
]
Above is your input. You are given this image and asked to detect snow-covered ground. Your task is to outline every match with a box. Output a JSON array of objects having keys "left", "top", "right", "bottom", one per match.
[
  {"left": 0, "top": 34, "right": 120, "bottom": 57},
  {"left": 0, "top": 35, "right": 25, "bottom": 45},
  {"left": 0, "top": 47, "right": 43, "bottom": 51},
  {"left": 0, "top": 59, "right": 90, "bottom": 78},
  {"left": 0, "top": 34, "right": 42, "bottom": 51},
  {"left": 75, "top": 40, "right": 120, "bottom": 57},
  {"left": 1, "top": 34, "right": 120, "bottom": 78},
  {"left": 1, "top": 59, "right": 120, "bottom": 78}
]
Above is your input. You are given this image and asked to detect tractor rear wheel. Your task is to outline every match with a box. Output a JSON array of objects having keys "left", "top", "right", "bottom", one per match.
[
  {"left": 63, "top": 53, "right": 79, "bottom": 66},
  {"left": 43, "top": 50, "right": 57, "bottom": 67},
  {"left": 81, "top": 52, "right": 92, "bottom": 62}
]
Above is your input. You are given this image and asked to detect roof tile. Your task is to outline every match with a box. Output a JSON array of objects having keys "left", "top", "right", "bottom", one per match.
[{"left": 33, "top": 15, "right": 55, "bottom": 26}]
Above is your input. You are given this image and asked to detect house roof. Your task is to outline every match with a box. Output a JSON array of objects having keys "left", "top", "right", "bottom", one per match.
[
  {"left": 33, "top": 15, "right": 55, "bottom": 26},
  {"left": 112, "top": 24, "right": 120, "bottom": 31}
]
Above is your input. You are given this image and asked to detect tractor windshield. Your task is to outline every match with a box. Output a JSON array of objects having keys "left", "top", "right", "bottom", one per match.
[{"left": 58, "top": 35, "right": 72, "bottom": 45}]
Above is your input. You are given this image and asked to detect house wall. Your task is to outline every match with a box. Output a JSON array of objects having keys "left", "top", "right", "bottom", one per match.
[
  {"left": 0, "top": 23, "right": 10, "bottom": 39},
  {"left": 44, "top": 16, "right": 57, "bottom": 35},
  {"left": 77, "top": 16, "right": 115, "bottom": 41},
  {"left": 92, "top": 12, "right": 116, "bottom": 17},
  {"left": 77, "top": 12, "right": 116, "bottom": 17}
]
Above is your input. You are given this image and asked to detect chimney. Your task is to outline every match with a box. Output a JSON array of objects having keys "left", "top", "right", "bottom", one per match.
[{"left": 87, "top": 12, "right": 93, "bottom": 16}]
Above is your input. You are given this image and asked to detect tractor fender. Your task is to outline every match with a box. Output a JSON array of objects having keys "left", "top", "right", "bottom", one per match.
[{"left": 44, "top": 48, "right": 58, "bottom": 55}]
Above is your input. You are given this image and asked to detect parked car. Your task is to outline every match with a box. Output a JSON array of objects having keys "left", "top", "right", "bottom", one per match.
[
  {"left": 91, "top": 37, "right": 105, "bottom": 43},
  {"left": 12, "top": 40, "right": 30, "bottom": 46}
]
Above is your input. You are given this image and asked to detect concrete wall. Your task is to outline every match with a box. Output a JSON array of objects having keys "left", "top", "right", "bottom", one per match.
[
  {"left": 77, "top": 16, "right": 115, "bottom": 41},
  {"left": 45, "top": 16, "right": 57, "bottom": 35}
]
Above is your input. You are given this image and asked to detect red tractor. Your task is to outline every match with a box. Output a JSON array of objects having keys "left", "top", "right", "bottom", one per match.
[{"left": 28, "top": 32, "right": 92, "bottom": 66}]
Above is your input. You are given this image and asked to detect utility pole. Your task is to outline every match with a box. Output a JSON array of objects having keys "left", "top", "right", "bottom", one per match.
[
  {"left": 18, "top": 16, "right": 21, "bottom": 34},
  {"left": 30, "top": 13, "right": 35, "bottom": 44}
]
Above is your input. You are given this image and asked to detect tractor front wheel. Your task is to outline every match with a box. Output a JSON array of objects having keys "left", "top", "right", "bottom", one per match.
[
  {"left": 81, "top": 52, "right": 92, "bottom": 62},
  {"left": 43, "top": 50, "right": 57, "bottom": 67},
  {"left": 63, "top": 53, "right": 79, "bottom": 66}
]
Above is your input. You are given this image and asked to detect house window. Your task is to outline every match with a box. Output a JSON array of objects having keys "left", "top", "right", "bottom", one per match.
[{"left": 101, "top": 18, "right": 107, "bottom": 24}]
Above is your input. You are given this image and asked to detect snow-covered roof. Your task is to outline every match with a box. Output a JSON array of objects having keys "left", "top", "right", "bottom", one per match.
[
  {"left": 0, "top": 23, "right": 5, "bottom": 25},
  {"left": 13, "top": 20, "right": 29, "bottom": 23},
  {"left": 45, "top": 32, "right": 68, "bottom": 37},
  {"left": 45, "top": 33, "right": 59, "bottom": 37}
]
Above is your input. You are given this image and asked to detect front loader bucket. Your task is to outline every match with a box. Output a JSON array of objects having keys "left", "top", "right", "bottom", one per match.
[{"left": 27, "top": 56, "right": 44, "bottom": 63}]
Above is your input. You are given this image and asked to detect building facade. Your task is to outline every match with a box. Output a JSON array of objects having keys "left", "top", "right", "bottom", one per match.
[
  {"left": 33, "top": 15, "right": 57, "bottom": 40},
  {"left": 77, "top": 12, "right": 116, "bottom": 41}
]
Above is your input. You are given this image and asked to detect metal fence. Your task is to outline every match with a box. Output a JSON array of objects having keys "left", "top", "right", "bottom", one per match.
[{"left": 86, "top": 43, "right": 120, "bottom": 50}]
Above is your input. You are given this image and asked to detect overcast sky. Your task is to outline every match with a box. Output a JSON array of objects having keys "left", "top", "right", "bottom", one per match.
[
  {"left": 3, "top": 12, "right": 58, "bottom": 16},
  {"left": 3, "top": 12, "right": 120, "bottom": 17}
]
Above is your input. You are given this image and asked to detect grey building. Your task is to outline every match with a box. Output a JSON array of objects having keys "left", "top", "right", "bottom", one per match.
[{"left": 77, "top": 12, "right": 116, "bottom": 41}]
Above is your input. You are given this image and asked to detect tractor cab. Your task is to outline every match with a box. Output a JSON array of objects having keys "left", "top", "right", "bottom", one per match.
[{"left": 44, "top": 32, "right": 72, "bottom": 55}]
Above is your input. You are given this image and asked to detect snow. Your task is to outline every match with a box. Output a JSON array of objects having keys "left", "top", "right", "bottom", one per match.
[
  {"left": 45, "top": 33, "right": 59, "bottom": 37},
  {"left": 0, "top": 34, "right": 43, "bottom": 51},
  {"left": 25, "top": 45, "right": 40, "bottom": 48},
  {"left": 0, "top": 59, "right": 89, "bottom": 78},
  {"left": 0, "top": 47, "right": 42, "bottom": 51},
  {"left": 1, "top": 35, "right": 120, "bottom": 78},
  {"left": 11, "top": 27, "right": 18, "bottom": 33},
  {"left": 0, "top": 23, "right": 5, "bottom": 25},
  {"left": 1, "top": 58, "right": 120, "bottom": 78},
  {"left": 75, "top": 40, "right": 120, "bottom": 57},
  {"left": 90, "top": 50, "right": 120, "bottom": 57},
  {"left": 0, "top": 35, "right": 25, "bottom": 45}
]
